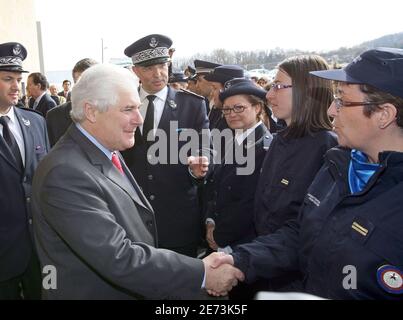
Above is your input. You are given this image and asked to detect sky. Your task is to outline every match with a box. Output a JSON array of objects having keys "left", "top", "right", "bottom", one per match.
[{"left": 35, "top": 0, "right": 403, "bottom": 72}]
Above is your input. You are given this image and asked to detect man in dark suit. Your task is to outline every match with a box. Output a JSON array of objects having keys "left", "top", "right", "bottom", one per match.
[
  {"left": 32, "top": 64, "right": 243, "bottom": 299},
  {"left": 58, "top": 80, "right": 71, "bottom": 102},
  {"left": 0, "top": 42, "right": 50, "bottom": 299},
  {"left": 46, "top": 58, "right": 98, "bottom": 147},
  {"left": 27, "top": 72, "right": 56, "bottom": 117},
  {"left": 122, "top": 34, "right": 211, "bottom": 257}
]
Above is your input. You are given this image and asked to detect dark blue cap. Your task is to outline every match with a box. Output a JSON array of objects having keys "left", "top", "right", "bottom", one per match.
[
  {"left": 204, "top": 65, "right": 245, "bottom": 85},
  {"left": 0, "top": 42, "right": 28, "bottom": 73},
  {"left": 310, "top": 47, "right": 403, "bottom": 99},
  {"left": 169, "top": 72, "right": 188, "bottom": 83},
  {"left": 194, "top": 59, "right": 221, "bottom": 75},
  {"left": 219, "top": 78, "right": 267, "bottom": 102},
  {"left": 124, "top": 34, "right": 173, "bottom": 67}
]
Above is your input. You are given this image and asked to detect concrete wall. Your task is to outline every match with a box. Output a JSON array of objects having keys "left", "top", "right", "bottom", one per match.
[{"left": 0, "top": 0, "right": 40, "bottom": 75}]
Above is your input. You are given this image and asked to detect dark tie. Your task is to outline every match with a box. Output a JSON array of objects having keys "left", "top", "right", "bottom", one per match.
[
  {"left": 111, "top": 152, "right": 124, "bottom": 174},
  {"left": 0, "top": 116, "right": 23, "bottom": 170},
  {"left": 143, "top": 95, "right": 156, "bottom": 141}
]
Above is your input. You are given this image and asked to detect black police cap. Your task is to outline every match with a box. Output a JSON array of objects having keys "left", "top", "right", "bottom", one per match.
[
  {"left": 194, "top": 59, "right": 221, "bottom": 75},
  {"left": 0, "top": 42, "right": 28, "bottom": 73},
  {"left": 124, "top": 34, "right": 173, "bottom": 67},
  {"left": 219, "top": 78, "right": 267, "bottom": 102},
  {"left": 310, "top": 47, "right": 403, "bottom": 99},
  {"left": 169, "top": 72, "right": 188, "bottom": 83},
  {"left": 204, "top": 65, "right": 245, "bottom": 85}
]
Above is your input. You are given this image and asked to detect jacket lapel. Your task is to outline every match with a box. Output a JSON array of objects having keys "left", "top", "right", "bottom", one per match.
[
  {"left": 68, "top": 125, "right": 152, "bottom": 212},
  {"left": 0, "top": 135, "right": 18, "bottom": 170},
  {"left": 15, "top": 108, "right": 33, "bottom": 173},
  {"left": 157, "top": 87, "right": 178, "bottom": 132}
]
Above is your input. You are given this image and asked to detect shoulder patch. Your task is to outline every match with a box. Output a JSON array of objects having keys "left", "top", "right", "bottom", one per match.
[{"left": 179, "top": 88, "right": 204, "bottom": 100}]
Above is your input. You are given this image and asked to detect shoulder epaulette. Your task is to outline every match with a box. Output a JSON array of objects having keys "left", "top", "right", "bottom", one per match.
[{"left": 179, "top": 88, "right": 205, "bottom": 100}]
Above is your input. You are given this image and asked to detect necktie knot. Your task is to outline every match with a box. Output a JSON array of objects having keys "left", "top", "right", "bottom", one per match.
[
  {"left": 111, "top": 152, "right": 124, "bottom": 174},
  {"left": 147, "top": 95, "right": 156, "bottom": 102}
]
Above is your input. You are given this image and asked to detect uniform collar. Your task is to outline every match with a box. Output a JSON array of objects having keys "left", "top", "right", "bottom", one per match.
[{"left": 139, "top": 86, "right": 168, "bottom": 103}]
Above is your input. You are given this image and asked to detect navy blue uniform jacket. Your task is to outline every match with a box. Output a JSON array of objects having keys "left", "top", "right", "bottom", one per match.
[
  {"left": 233, "top": 148, "right": 403, "bottom": 300},
  {"left": 0, "top": 107, "right": 49, "bottom": 281},
  {"left": 206, "top": 124, "right": 272, "bottom": 247},
  {"left": 254, "top": 130, "right": 337, "bottom": 235},
  {"left": 122, "top": 87, "right": 209, "bottom": 248}
]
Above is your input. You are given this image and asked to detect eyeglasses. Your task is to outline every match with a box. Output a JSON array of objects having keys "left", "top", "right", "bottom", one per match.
[
  {"left": 221, "top": 104, "right": 250, "bottom": 115},
  {"left": 270, "top": 83, "right": 293, "bottom": 91},
  {"left": 333, "top": 94, "right": 385, "bottom": 111}
]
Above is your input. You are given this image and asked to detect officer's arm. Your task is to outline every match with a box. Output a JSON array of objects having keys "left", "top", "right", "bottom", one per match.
[{"left": 231, "top": 218, "right": 300, "bottom": 284}]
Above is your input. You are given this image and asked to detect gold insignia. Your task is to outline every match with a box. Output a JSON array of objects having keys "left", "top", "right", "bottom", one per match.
[
  {"left": 281, "top": 179, "right": 289, "bottom": 186},
  {"left": 352, "top": 222, "right": 368, "bottom": 236}
]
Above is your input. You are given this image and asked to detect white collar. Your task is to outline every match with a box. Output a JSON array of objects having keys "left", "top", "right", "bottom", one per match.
[
  {"left": 234, "top": 121, "right": 262, "bottom": 145},
  {"left": 139, "top": 86, "right": 168, "bottom": 103},
  {"left": 34, "top": 91, "right": 47, "bottom": 104},
  {"left": 0, "top": 106, "right": 17, "bottom": 124}
]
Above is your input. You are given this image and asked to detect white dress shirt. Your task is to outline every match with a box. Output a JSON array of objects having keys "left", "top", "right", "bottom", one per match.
[
  {"left": 138, "top": 86, "right": 168, "bottom": 134},
  {"left": 0, "top": 106, "right": 26, "bottom": 166}
]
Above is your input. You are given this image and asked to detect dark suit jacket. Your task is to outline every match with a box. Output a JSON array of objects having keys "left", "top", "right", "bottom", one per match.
[
  {"left": 50, "top": 95, "right": 60, "bottom": 106},
  {"left": 58, "top": 91, "right": 71, "bottom": 102},
  {"left": 0, "top": 107, "right": 49, "bottom": 281},
  {"left": 46, "top": 101, "right": 72, "bottom": 147},
  {"left": 122, "top": 87, "right": 210, "bottom": 249},
  {"left": 32, "top": 125, "right": 204, "bottom": 299},
  {"left": 205, "top": 124, "right": 272, "bottom": 247},
  {"left": 35, "top": 93, "right": 56, "bottom": 118}
]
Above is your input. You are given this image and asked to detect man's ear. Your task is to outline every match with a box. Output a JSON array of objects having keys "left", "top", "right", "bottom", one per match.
[
  {"left": 378, "top": 103, "right": 398, "bottom": 129},
  {"left": 132, "top": 66, "right": 140, "bottom": 78},
  {"left": 84, "top": 103, "right": 97, "bottom": 123}
]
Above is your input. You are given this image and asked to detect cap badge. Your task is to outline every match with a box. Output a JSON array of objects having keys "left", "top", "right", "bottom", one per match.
[
  {"left": 168, "top": 100, "right": 177, "bottom": 109},
  {"left": 149, "top": 37, "right": 158, "bottom": 48},
  {"left": 376, "top": 265, "right": 403, "bottom": 295},
  {"left": 13, "top": 44, "right": 22, "bottom": 56}
]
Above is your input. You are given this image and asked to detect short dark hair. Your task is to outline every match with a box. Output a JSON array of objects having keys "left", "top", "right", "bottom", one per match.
[
  {"left": 28, "top": 72, "right": 48, "bottom": 90},
  {"left": 62, "top": 80, "right": 71, "bottom": 85},
  {"left": 72, "top": 58, "right": 99, "bottom": 75},
  {"left": 359, "top": 84, "right": 403, "bottom": 128}
]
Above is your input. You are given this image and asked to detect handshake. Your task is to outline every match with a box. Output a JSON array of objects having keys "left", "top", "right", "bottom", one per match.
[{"left": 202, "top": 252, "right": 244, "bottom": 296}]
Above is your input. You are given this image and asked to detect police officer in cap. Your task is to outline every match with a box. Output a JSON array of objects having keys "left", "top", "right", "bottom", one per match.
[
  {"left": 0, "top": 42, "right": 49, "bottom": 299},
  {"left": 122, "top": 34, "right": 210, "bottom": 257},
  {"left": 194, "top": 59, "right": 221, "bottom": 114},
  {"left": 168, "top": 71, "right": 188, "bottom": 90}
]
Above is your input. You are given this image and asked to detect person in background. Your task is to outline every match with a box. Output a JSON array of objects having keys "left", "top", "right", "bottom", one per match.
[
  {"left": 27, "top": 72, "right": 56, "bottom": 117},
  {"left": 122, "top": 34, "right": 211, "bottom": 258},
  {"left": 168, "top": 71, "right": 188, "bottom": 90},
  {"left": 58, "top": 79, "right": 71, "bottom": 102},
  {"left": 49, "top": 84, "right": 65, "bottom": 106},
  {"left": 46, "top": 58, "right": 98, "bottom": 147}
]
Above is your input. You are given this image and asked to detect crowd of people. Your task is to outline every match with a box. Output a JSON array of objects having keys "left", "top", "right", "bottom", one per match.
[{"left": 1, "top": 34, "right": 402, "bottom": 300}]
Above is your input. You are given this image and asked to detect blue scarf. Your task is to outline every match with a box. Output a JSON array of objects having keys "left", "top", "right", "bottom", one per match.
[{"left": 348, "top": 150, "right": 380, "bottom": 194}]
